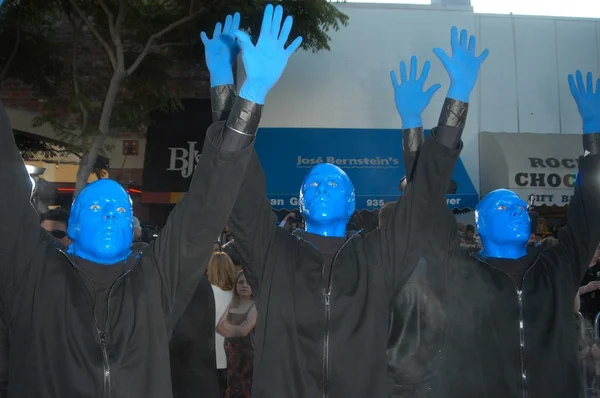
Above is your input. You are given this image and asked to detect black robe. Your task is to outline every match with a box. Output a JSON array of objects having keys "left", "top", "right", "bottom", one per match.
[{"left": 169, "top": 277, "right": 219, "bottom": 398}]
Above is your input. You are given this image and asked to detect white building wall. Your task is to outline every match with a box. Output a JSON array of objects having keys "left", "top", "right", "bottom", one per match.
[
  {"left": 478, "top": 15, "right": 600, "bottom": 136},
  {"left": 241, "top": 3, "right": 600, "bottom": 193}
]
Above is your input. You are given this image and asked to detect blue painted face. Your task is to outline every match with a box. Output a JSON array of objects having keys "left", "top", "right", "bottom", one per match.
[
  {"left": 299, "top": 163, "right": 355, "bottom": 237},
  {"left": 475, "top": 189, "right": 530, "bottom": 259},
  {"left": 67, "top": 179, "right": 133, "bottom": 265}
]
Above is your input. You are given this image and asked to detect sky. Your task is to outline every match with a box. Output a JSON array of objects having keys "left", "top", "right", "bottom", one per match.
[{"left": 344, "top": 0, "right": 600, "bottom": 19}]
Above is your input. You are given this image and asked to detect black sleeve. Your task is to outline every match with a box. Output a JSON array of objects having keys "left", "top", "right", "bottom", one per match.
[
  {"left": 402, "top": 127, "right": 424, "bottom": 183},
  {"left": 218, "top": 98, "right": 260, "bottom": 153},
  {"left": 226, "top": 149, "right": 279, "bottom": 292},
  {"left": 169, "top": 277, "right": 219, "bottom": 398},
  {"left": 434, "top": 98, "right": 468, "bottom": 149},
  {"left": 583, "top": 133, "right": 600, "bottom": 156},
  {"left": 0, "top": 102, "right": 43, "bottom": 313},
  {"left": 0, "top": 313, "right": 8, "bottom": 398},
  {"left": 149, "top": 96, "right": 259, "bottom": 316},
  {"left": 550, "top": 134, "right": 600, "bottom": 289},
  {"left": 211, "top": 84, "right": 236, "bottom": 123},
  {"left": 210, "top": 84, "right": 260, "bottom": 153},
  {"left": 421, "top": 98, "right": 469, "bottom": 245},
  {"left": 367, "top": 98, "right": 467, "bottom": 299}
]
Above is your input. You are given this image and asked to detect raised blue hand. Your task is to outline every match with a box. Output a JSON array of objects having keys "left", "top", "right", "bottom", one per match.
[
  {"left": 433, "top": 26, "right": 489, "bottom": 103},
  {"left": 200, "top": 13, "right": 241, "bottom": 87},
  {"left": 235, "top": 4, "right": 303, "bottom": 104},
  {"left": 390, "top": 56, "right": 441, "bottom": 129},
  {"left": 568, "top": 70, "right": 600, "bottom": 134}
]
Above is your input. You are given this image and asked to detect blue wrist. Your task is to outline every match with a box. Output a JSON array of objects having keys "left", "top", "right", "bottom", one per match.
[
  {"left": 401, "top": 116, "right": 423, "bottom": 130},
  {"left": 239, "top": 82, "right": 266, "bottom": 105},
  {"left": 582, "top": 120, "right": 600, "bottom": 135},
  {"left": 210, "top": 69, "right": 234, "bottom": 88},
  {"left": 447, "top": 86, "right": 470, "bottom": 104}
]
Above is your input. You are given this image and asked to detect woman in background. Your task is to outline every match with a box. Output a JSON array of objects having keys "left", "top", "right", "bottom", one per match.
[
  {"left": 207, "top": 250, "right": 237, "bottom": 396},
  {"left": 217, "top": 271, "right": 257, "bottom": 398}
]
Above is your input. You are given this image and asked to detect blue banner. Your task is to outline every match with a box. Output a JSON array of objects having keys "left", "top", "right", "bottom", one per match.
[{"left": 254, "top": 128, "right": 478, "bottom": 211}]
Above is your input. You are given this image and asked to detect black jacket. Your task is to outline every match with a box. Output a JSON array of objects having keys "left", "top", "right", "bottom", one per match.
[
  {"left": 169, "top": 276, "right": 219, "bottom": 398},
  {"left": 427, "top": 140, "right": 600, "bottom": 398},
  {"left": 387, "top": 125, "right": 447, "bottom": 398},
  {"left": 0, "top": 99, "right": 255, "bottom": 397},
  {"left": 226, "top": 109, "right": 464, "bottom": 396},
  {"left": 0, "top": 315, "right": 7, "bottom": 398},
  {"left": 387, "top": 259, "right": 443, "bottom": 398}
]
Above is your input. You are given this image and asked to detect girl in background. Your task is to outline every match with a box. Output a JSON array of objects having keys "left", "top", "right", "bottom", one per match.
[
  {"left": 207, "top": 251, "right": 236, "bottom": 396},
  {"left": 217, "top": 271, "right": 257, "bottom": 398}
]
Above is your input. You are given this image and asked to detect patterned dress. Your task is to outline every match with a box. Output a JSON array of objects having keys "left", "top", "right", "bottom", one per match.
[{"left": 224, "top": 303, "right": 255, "bottom": 398}]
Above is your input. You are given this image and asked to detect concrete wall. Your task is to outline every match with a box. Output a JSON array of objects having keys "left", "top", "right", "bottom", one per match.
[{"left": 241, "top": 2, "right": 600, "bottom": 192}]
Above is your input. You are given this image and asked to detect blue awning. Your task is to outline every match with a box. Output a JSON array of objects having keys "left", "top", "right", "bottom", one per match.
[{"left": 254, "top": 128, "right": 478, "bottom": 211}]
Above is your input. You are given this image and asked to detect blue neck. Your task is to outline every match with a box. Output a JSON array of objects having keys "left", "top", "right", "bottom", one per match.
[
  {"left": 480, "top": 239, "right": 527, "bottom": 260},
  {"left": 67, "top": 244, "right": 131, "bottom": 266},
  {"left": 305, "top": 220, "right": 347, "bottom": 238}
]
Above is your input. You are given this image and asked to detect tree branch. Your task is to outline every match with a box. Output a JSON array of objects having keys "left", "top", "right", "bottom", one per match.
[
  {"left": 115, "top": 0, "right": 125, "bottom": 37},
  {"left": 95, "top": 0, "right": 126, "bottom": 71},
  {"left": 0, "top": 26, "right": 21, "bottom": 83},
  {"left": 71, "top": 26, "right": 89, "bottom": 134},
  {"left": 153, "top": 41, "right": 194, "bottom": 50},
  {"left": 125, "top": 8, "right": 203, "bottom": 76},
  {"left": 189, "top": 0, "right": 195, "bottom": 15},
  {"left": 75, "top": 133, "right": 107, "bottom": 196},
  {"left": 67, "top": 0, "right": 117, "bottom": 70},
  {"left": 95, "top": 0, "right": 115, "bottom": 42}
]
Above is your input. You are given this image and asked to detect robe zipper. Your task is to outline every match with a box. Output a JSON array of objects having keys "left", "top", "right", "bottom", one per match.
[
  {"left": 323, "top": 289, "right": 331, "bottom": 398},
  {"left": 99, "top": 270, "right": 131, "bottom": 398},
  {"left": 517, "top": 290, "right": 527, "bottom": 398},
  {"left": 478, "top": 256, "right": 538, "bottom": 398},
  {"left": 99, "top": 330, "right": 110, "bottom": 398},
  {"left": 320, "top": 232, "right": 360, "bottom": 398},
  {"left": 293, "top": 230, "right": 361, "bottom": 398},
  {"left": 58, "top": 249, "right": 130, "bottom": 398}
]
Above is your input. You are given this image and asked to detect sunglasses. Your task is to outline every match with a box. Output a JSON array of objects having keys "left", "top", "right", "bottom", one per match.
[{"left": 50, "top": 230, "right": 67, "bottom": 239}]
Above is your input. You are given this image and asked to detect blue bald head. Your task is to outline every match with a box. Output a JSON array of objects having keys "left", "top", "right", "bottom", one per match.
[
  {"left": 476, "top": 188, "right": 530, "bottom": 259},
  {"left": 67, "top": 179, "right": 133, "bottom": 265},
  {"left": 299, "top": 163, "right": 355, "bottom": 237}
]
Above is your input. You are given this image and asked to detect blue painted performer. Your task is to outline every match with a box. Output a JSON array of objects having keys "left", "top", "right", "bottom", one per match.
[
  {"left": 0, "top": 3, "right": 286, "bottom": 397},
  {"left": 421, "top": 66, "right": 600, "bottom": 397},
  {"left": 212, "top": 6, "right": 485, "bottom": 394},
  {"left": 168, "top": 8, "right": 300, "bottom": 397},
  {"left": 384, "top": 27, "right": 487, "bottom": 398}
]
